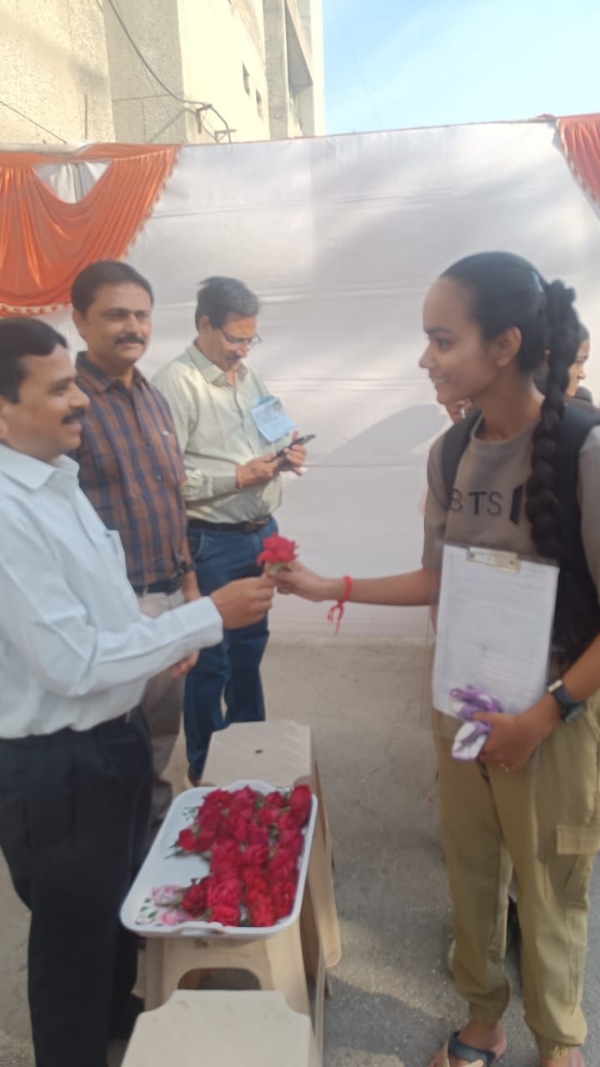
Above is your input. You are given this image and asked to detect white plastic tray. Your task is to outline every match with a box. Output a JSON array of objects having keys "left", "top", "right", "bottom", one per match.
[{"left": 120, "top": 779, "right": 317, "bottom": 940}]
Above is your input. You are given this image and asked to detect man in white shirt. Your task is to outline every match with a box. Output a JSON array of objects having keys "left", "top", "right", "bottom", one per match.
[
  {"left": 154, "top": 276, "right": 306, "bottom": 783},
  {"left": 0, "top": 318, "right": 273, "bottom": 1067}
]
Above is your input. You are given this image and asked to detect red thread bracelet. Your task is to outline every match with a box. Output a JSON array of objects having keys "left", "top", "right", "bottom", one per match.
[{"left": 327, "top": 575, "right": 353, "bottom": 636}]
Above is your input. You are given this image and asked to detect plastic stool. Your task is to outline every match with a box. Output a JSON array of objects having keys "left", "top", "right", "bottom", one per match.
[
  {"left": 122, "top": 990, "right": 320, "bottom": 1067},
  {"left": 201, "top": 721, "right": 342, "bottom": 972},
  {"left": 142, "top": 914, "right": 325, "bottom": 1054}
]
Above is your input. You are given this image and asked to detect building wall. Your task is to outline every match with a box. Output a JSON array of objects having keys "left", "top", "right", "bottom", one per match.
[
  {"left": 263, "top": 0, "right": 324, "bottom": 140},
  {"left": 102, "top": 0, "right": 194, "bottom": 144},
  {"left": 177, "top": 0, "right": 270, "bottom": 143},
  {"left": 0, "top": 0, "right": 114, "bottom": 144},
  {"left": 0, "top": 0, "right": 323, "bottom": 147},
  {"left": 297, "top": 0, "right": 325, "bottom": 135}
]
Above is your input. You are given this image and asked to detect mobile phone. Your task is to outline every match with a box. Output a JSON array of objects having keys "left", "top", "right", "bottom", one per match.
[{"left": 275, "top": 434, "right": 316, "bottom": 459}]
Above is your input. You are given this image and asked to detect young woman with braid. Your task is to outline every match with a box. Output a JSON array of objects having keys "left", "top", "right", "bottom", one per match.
[{"left": 273, "top": 252, "right": 600, "bottom": 1067}]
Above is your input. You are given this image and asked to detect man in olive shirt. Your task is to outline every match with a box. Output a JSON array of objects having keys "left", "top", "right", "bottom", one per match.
[{"left": 154, "top": 276, "right": 306, "bottom": 781}]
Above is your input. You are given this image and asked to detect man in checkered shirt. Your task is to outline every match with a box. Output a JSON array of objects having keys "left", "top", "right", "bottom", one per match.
[{"left": 72, "top": 259, "right": 198, "bottom": 831}]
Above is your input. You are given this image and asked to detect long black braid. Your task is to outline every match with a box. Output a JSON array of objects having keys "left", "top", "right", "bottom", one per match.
[{"left": 524, "top": 279, "right": 576, "bottom": 559}]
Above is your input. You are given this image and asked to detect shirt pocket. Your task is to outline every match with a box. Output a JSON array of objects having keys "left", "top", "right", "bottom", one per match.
[
  {"left": 103, "top": 528, "right": 128, "bottom": 575},
  {"left": 155, "top": 427, "right": 185, "bottom": 488}
]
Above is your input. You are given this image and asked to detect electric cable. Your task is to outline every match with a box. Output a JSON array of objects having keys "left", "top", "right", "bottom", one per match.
[
  {"left": 329, "top": 0, "right": 383, "bottom": 129},
  {"left": 102, "top": 0, "right": 233, "bottom": 141},
  {"left": 0, "top": 99, "right": 68, "bottom": 143}
]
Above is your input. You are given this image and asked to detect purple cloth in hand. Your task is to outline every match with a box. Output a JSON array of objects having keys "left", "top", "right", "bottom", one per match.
[{"left": 450, "top": 686, "right": 504, "bottom": 759}]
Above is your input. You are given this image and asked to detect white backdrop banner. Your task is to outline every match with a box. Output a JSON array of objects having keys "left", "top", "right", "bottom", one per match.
[{"left": 47, "top": 119, "right": 600, "bottom": 636}]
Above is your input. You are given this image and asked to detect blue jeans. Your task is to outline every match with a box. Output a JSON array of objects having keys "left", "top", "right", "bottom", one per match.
[{"left": 184, "top": 517, "right": 277, "bottom": 778}]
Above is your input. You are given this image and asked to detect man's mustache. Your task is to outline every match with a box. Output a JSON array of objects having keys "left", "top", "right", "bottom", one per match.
[
  {"left": 62, "top": 408, "right": 87, "bottom": 425},
  {"left": 115, "top": 334, "right": 146, "bottom": 346}
]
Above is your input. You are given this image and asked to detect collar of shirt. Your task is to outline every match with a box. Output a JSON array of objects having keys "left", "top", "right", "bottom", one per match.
[
  {"left": 0, "top": 443, "right": 79, "bottom": 494},
  {"left": 76, "top": 350, "right": 145, "bottom": 393},
  {"left": 187, "top": 342, "right": 249, "bottom": 386}
]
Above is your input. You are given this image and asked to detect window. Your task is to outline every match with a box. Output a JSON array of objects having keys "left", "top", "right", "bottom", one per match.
[
  {"left": 256, "top": 90, "right": 263, "bottom": 119},
  {"left": 242, "top": 65, "right": 250, "bottom": 94}
]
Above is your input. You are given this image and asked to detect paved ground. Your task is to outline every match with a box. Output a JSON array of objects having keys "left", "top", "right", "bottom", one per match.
[{"left": 0, "top": 636, "right": 598, "bottom": 1067}]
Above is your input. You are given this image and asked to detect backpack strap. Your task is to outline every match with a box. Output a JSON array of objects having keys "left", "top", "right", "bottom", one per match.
[
  {"left": 440, "top": 408, "right": 480, "bottom": 502},
  {"left": 556, "top": 401, "right": 600, "bottom": 570}
]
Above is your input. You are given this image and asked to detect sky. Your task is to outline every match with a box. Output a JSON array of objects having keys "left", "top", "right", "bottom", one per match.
[{"left": 323, "top": 0, "right": 600, "bottom": 135}]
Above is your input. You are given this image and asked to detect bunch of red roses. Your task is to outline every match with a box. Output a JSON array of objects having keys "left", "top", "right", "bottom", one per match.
[{"left": 166, "top": 784, "right": 312, "bottom": 928}]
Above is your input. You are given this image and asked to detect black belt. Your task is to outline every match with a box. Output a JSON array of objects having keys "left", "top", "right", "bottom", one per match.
[
  {"left": 0, "top": 709, "right": 141, "bottom": 748},
  {"left": 188, "top": 516, "right": 272, "bottom": 535},
  {"left": 132, "top": 574, "right": 184, "bottom": 596}
]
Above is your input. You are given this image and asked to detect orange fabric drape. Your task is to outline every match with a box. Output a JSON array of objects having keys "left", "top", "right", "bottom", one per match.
[
  {"left": 0, "top": 143, "right": 179, "bottom": 315},
  {"left": 557, "top": 113, "right": 600, "bottom": 211}
]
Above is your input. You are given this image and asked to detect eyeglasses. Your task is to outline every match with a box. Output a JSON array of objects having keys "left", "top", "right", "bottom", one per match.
[{"left": 218, "top": 328, "right": 262, "bottom": 349}]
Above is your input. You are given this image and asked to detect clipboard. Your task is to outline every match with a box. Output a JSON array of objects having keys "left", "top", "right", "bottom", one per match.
[
  {"left": 464, "top": 546, "right": 521, "bottom": 572},
  {"left": 432, "top": 542, "right": 558, "bottom": 718}
]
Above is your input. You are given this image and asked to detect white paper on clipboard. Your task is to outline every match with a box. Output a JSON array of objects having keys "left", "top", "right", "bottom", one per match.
[{"left": 433, "top": 543, "right": 558, "bottom": 717}]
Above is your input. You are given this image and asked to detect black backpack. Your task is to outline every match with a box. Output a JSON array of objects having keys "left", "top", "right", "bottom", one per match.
[{"left": 440, "top": 403, "right": 600, "bottom": 663}]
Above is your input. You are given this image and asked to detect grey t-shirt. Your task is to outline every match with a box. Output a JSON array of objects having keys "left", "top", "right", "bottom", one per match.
[{"left": 422, "top": 417, "right": 600, "bottom": 600}]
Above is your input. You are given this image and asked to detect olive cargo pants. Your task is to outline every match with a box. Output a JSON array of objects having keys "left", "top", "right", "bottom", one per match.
[{"left": 434, "top": 692, "right": 600, "bottom": 1059}]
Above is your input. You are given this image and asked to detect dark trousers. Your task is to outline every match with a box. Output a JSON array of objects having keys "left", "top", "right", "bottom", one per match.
[
  {"left": 0, "top": 710, "right": 152, "bottom": 1067},
  {"left": 184, "top": 518, "right": 277, "bottom": 778}
]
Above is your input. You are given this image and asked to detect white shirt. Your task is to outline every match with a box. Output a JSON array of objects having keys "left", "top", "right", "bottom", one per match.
[
  {"left": 154, "top": 344, "right": 289, "bottom": 523},
  {"left": 0, "top": 445, "right": 223, "bottom": 738}
]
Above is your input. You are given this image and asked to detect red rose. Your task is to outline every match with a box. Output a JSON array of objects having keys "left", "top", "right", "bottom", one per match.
[
  {"left": 244, "top": 880, "right": 270, "bottom": 904},
  {"left": 246, "top": 823, "right": 270, "bottom": 847},
  {"left": 289, "top": 784, "right": 312, "bottom": 828},
  {"left": 257, "top": 804, "right": 283, "bottom": 828},
  {"left": 197, "top": 805, "right": 224, "bottom": 833},
  {"left": 270, "top": 880, "right": 296, "bottom": 920},
  {"left": 264, "top": 791, "right": 287, "bottom": 809},
  {"left": 210, "top": 902, "right": 240, "bottom": 926},
  {"left": 268, "top": 848, "right": 298, "bottom": 884},
  {"left": 176, "top": 827, "right": 198, "bottom": 852},
  {"left": 239, "top": 843, "right": 269, "bottom": 869},
  {"left": 277, "top": 827, "right": 304, "bottom": 856},
  {"left": 176, "top": 825, "right": 214, "bottom": 854},
  {"left": 202, "top": 789, "right": 233, "bottom": 809},
  {"left": 210, "top": 839, "right": 242, "bottom": 876},
  {"left": 256, "top": 534, "right": 297, "bottom": 568},
  {"left": 206, "top": 875, "right": 242, "bottom": 909},
  {"left": 247, "top": 897, "right": 276, "bottom": 927},
  {"left": 241, "top": 866, "right": 269, "bottom": 892},
  {"left": 277, "top": 811, "right": 298, "bottom": 834},
  {"left": 222, "top": 813, "right": 253, "bottom": 843},
  {"left": 230, "top": 786, "right": 259, "bottom": 810},
  {"left": 196, "top": 828, "right": 218, "bottom": 852},
  {"left": 181, "top": 878, "right": 209, "bottom": 917}
]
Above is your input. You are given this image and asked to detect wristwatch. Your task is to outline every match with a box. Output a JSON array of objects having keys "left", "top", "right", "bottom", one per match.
[{"left": 546, "top": 679, "right": 586, "bottom": 723}]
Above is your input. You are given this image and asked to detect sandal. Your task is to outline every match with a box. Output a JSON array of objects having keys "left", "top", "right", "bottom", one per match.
[{"left": 437, "top": 1031, "right": 507, "bottom": 1067}]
